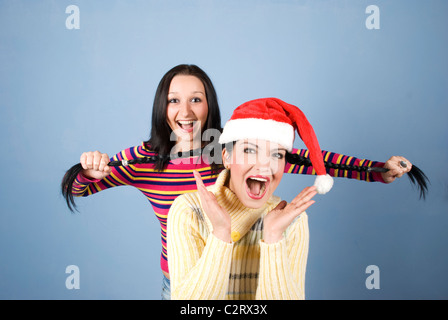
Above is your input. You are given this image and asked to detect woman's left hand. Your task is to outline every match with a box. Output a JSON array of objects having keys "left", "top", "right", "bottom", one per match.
[
  {"left": 263, "top": 186, "right": 317, "bottom": 244},
  {"left": 381, "top": 156, "right": 412, "bottom": 183}
]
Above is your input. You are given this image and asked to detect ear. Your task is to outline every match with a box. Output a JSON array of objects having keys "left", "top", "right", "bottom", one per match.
[{"left": 222, "top": 148, "right": 231, "bottom": 169}]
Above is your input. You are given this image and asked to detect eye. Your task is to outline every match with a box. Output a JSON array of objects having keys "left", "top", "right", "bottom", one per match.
[
  {"left": 272, "top": 152, "right": 285, "bottom": 160},
  {"left": 168, "top": 98, "right": 179, "bottom": 104},
  {"left": 191, "top": 97, "right": 202, "bottom": 103},
  {"left": 243, "top": 147, "right": 256, "bottom": 154}
]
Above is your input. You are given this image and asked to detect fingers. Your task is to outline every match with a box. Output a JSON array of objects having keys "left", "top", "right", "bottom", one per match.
[
  {"left": 193, "top": 170, "right": 208, "bottom": 196},
  {"left": 399, "top": 156, "right": 412, "bottom": 173},
  {"left": 263, "top": 187, "right": 317, "bottom": 244},
  {"left": 193, "top": 170, "right": 214, "bottom": 204},
  {"left": 193, "top": 170, "right": 206, "bottom": 190},
  {"left": 98, "top": 153, "right": 110, "bottom": 172},
  {"left": 284, "top": 186, "right": 317, "bottom": 217},
  {"left": 193, "top": 170, "right": 231, "bottom": 242},
  {"left": 193, "top": 170, "right": 222, "bottom": 213},
  {"left": 290, "top": 186, "right": 317, "bottom": 207},
  {"left": 272, "top": 200, "right": 288, "bottom": 212},
  {"left": 382, "top": 156, "right": 412, "bottom": 183},
  {"left": 269, "top": 187, "right": 316, "bottom": 221},
  {"left": 80, "top": 151, "right": 110, "bottom": 173}
]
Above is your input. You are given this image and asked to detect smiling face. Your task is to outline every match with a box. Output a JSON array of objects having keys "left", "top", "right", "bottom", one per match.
[
  {"left": 166, "top": 75, "right": 209, "bottom": 150},
  {"left": 223, "top": 139, "right": 287, "bottom": 209}
]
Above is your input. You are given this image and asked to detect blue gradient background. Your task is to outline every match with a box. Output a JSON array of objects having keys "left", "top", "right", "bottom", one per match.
[{"left": 0, "top": 0, "right": 447, "bottom": 299}]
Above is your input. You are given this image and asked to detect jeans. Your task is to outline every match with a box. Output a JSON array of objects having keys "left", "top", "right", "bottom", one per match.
[{"left": 161, "top": 274, "right": 171, "bottom": 300}]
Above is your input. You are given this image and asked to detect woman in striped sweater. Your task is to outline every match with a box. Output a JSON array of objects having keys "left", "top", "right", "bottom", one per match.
[{"left": 61, "top": 64, "right": 416, "bottom": 299}]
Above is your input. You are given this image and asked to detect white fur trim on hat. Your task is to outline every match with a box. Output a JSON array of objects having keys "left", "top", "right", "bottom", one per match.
[
  {"left": 218, "top": 118, "right": 295, "bottom": 151},
  {"left": 314, "top": 174, "right": 334, "bottom": 194}
]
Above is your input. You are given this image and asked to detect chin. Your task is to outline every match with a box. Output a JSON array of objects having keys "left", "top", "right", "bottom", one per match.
[{"left": 239, "top": 195, "right": 270, "bottom": 209}]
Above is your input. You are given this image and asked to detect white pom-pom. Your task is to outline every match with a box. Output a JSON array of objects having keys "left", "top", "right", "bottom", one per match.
[{"left": 314, "top": 174, "right": 334, "bottom": 194}]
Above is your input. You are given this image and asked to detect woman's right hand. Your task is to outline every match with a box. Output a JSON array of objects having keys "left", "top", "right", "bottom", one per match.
[
  {"left": 193, "top": 170, "right": 231, "bottom": 243},
  {"left": 80, "top": 151, "right": 112, "bottom": 180}
]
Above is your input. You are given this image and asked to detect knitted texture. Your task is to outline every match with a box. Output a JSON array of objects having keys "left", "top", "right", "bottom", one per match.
[{"left": 168, "top": 169, "right": 309, "bottom": 300}]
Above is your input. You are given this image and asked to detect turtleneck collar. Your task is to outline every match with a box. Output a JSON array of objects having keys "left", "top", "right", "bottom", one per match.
[{"left": 204, "top": 169, "right": 281, "bottom": 242}]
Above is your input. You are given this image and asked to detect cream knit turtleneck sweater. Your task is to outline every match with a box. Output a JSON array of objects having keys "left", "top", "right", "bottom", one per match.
[{"left": 167, "top": 169, "right": 309, "bottom": 300}]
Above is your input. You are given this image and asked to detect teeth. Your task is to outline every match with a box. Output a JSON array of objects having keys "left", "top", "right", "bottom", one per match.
[
  {"left": 178, "top": 120, "right": 194, "bottom": 125},
  {"left": 250, "top": 177, "right": 267, "bottom": 182}
]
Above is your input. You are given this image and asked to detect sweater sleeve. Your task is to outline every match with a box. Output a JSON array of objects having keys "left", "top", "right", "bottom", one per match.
[
  {"left": 256, "top": 213, "right": 309, "bottom": 300},
  {"left": 168, "top": 194, "right": 234, "bottom": 300},
  {"left": 71, "top": 145, "right": 152, "bottom": 197},
  {"left": 285, "top": 149, "right": 386, "bottom": 183}
]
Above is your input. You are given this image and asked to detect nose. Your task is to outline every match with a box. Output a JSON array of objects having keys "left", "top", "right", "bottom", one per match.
[
  {"left": 178, "top": 101, "right": 193, "bottom": 117},
  {"left": 253, "top": 154, "right": 272, "bottom": 173},
  {"left": 253, "top": 154, "right": 283, "bottom": 175}
]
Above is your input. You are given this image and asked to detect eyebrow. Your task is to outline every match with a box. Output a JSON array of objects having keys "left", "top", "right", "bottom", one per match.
[{"left": 242, "top": 142, "right": 258, "bottom": 149}]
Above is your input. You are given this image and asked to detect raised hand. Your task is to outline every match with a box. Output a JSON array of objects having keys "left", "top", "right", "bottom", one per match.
[
  {"left": 263, "top": 186, "right": 317, "bottom": 244},
  {"left": 193, "top": 170, "right": 232, "bottom": 243}
]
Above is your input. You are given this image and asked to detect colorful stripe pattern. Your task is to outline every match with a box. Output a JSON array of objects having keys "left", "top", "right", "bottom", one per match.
[{"left": 71, "top": 142, "right": 385, "bottom": 274}]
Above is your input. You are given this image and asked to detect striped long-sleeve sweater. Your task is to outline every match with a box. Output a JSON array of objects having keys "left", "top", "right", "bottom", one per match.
[
  {"left": 71, "top": 142, "right": 385, "bottom": 274},
  {"left": 168, "top": 169, "right": 309, "bottom": 300}
]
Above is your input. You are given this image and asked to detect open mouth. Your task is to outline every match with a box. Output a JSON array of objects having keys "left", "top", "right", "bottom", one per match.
[
  {"left": 245, "top": 175, "right": 270, "bottom": 200},
  {"left": 177, "top": 120, "right": 195, "bottom": 133}
]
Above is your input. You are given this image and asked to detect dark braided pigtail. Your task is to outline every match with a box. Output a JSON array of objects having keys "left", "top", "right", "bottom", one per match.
[
  {"left": 404, "top": 165, "right": 429, "bottom": 200},
  {"left": 61, "top": 163, "right": 84, "bottom": 213},
  {"left": 285, "top": 152, "right": 429, "bottom": 200},
  {"left": 61, "top": 156, "right": 163, "bottom": 212}
]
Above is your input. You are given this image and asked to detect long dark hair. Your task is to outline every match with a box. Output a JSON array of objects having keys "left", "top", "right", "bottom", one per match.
[
  {"left": 61, "top": 64, "right": 223, "bottom": 212},
  {"left": 145, "top": 64, "right": 223, "bottom": 172}
]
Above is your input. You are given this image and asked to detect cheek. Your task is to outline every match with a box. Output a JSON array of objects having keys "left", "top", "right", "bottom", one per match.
[
  {"left": 270, "top": 159, "right": 285, "bottom": 175},
  {"left": 228, "top": 164, "right": 246, "bottom": 195},
  {"left": 166, "top": 106, "right": 177, "bottom": 126},
  {"left": 196, "top": 103, "right": 209, "bottom": 128},
  {"left": 228, "top": 161, "right": 249, "bottom": 181},
  {"left": 273, "top": 171, "right": 284, "bottom": 185},
  {"left": 228, "top": 163, "right": 244, "bottom": 177},
  {"left": 268, "top": 162, "right": 285, "bottom": 190}
]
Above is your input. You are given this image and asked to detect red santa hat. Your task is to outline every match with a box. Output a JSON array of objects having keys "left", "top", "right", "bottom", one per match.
[{"left": 219, "top": 97, "right": 334, "bottom": 194}]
